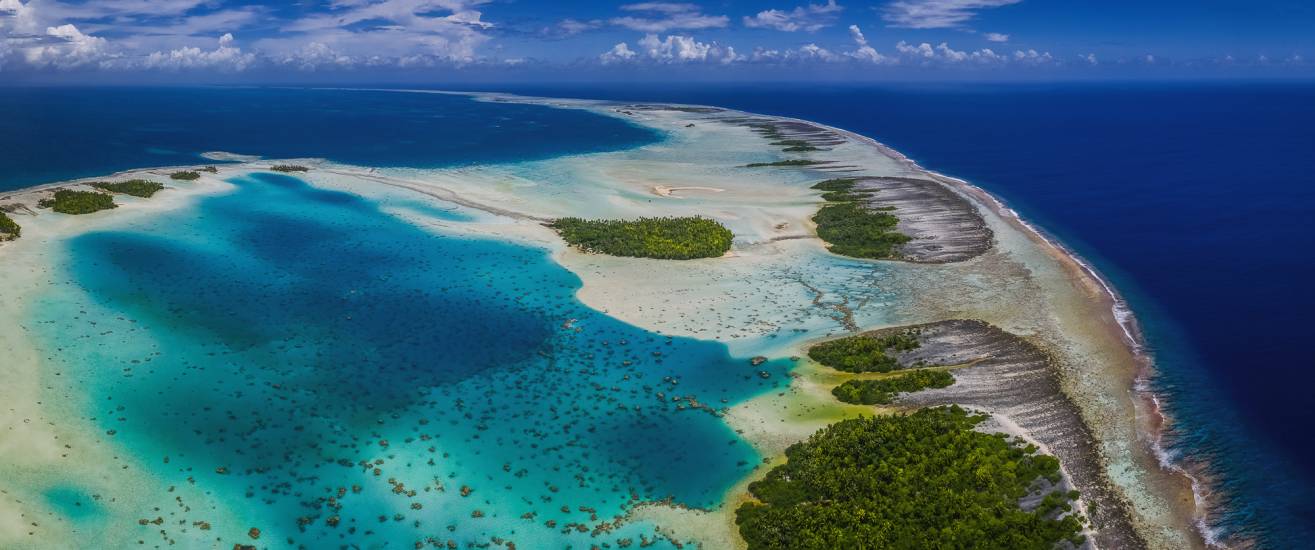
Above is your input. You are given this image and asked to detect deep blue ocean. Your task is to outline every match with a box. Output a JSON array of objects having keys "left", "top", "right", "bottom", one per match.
[
  {"left": 3, "top": 84, "right": 1312, "bottom": 545},
  {"left": 0, "top": 87, "right": 658, "bottom": 190},
  {"left": 491, "top": 82, "right": 1315, "bottom": 545}
]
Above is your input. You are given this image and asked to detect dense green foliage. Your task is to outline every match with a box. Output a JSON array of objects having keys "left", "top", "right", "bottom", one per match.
[
  {"left": 809, "top": 178, "right": 911, "bottom": 259},
  {"left": 38, "top": 190, "right": 117, "bottom": 214},
  {"left": 736, "top": 406, "right": 1085, "bottom": 550},
  {"left": 831, "top": 369, "right": 956, "bottom": 405},
  {"left": 744, "top": 159, "right": 825, "bottom": 168},
  {"left": 170, "top": 170, "right": 201, "bottom": 181},
  {"left": 813, "top": 202, "right": 911, "bottom": 259},
  {"left": 783, "top": 145, "right": 820, "bottom": 152},
  {"left": 548, "top": 216, "right": 734, "bottom": 260},
  {"left": 200, "top": 166, "right": 219, "bottom": 173},
  {"left": 93, "top": 179, "right": 165, "bottom": 197},
  {"left": 0, "top": 211, "right": 20, "bottom": 240},
  {"left": 808, "top": 332, "right": 920, "bottom": 373},
  {"left": 270, "top": 165, "right": 310, "bottom": 172}
]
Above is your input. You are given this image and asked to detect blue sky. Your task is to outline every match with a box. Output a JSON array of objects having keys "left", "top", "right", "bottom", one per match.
[{"left": 1, "top": 0, "right": 1312, "bottom": 82}]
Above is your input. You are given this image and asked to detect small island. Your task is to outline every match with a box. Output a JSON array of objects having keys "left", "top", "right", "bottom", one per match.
[
  {"left": 807, "top": 330, "right": 920, "bottom": 373},
  {"left": 735, "top": 406, "right": 1085, "bottom": 549},
  {"left": 93, "top": 179, "right": 166, "bottom": 198},
  {"left": 170, "top": 171, "right": 201, "bottom": 181},
  {"left": 270, "top": 165, "right": 311, "bottom": 173},
  {"left": 810, "top": 178, "right": 911, "bottom": 259},
  {"left": 548, "top": 216, "right": 734, "bottom": 260},
  {"left": 38, "top": 189, "right": 117, "bottom": 214},
  {"left": 831, "top": 369, "right": 955, "bottom": 405},
  {"left": 0, "top": 211, "right": 20, "bottom": 240},
  {"left": 743, "top": 159, "right": 826, "bottom": 168}
]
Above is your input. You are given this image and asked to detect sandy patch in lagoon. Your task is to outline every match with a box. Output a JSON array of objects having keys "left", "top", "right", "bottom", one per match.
[{"left": 0, "top": 168, "right": 249, "bottom": 547}]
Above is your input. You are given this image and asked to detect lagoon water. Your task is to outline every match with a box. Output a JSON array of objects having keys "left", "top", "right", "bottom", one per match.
[{"left": 27, "top": 170, "right": 785, "bottom": 547}]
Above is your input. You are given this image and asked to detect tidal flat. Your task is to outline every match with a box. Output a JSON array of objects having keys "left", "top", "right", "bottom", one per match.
[{"left": 0, "top": 92, "right": 1201, "bottom": 549}]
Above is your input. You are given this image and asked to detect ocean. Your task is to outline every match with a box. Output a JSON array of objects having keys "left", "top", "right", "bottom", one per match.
[
  {"left": 491, "top": 81, "right": 1315, "bottom": 546},
  {"left": 0, "top": 87, "right": 659, "bottom": 190},
  {"left": 2, "top": 83, "right": 1312, "bottom": 546}
]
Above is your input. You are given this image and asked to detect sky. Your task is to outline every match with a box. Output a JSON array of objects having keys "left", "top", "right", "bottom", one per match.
[{"left": 1, "top": 0, "right": 1313, "bottom": 83}]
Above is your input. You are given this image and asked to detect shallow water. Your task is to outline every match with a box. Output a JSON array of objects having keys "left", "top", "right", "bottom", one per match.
[{"left": 26, "top": 172, "right": 788, "bottom": 547}]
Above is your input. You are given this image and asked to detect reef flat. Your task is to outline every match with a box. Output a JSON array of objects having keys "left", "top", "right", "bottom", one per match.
[{"left": 0, "top": 91, "right": 1201, "bottom": 549}]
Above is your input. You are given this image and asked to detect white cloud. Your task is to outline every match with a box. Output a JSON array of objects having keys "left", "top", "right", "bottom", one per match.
[
  {"left": 1082, "top": 52, "right": 1097, "bottom": 65},
  {"left": 743, "top": 0, "right": 842, "bottom": 32},
  {"left": 983, "top": 32, "right": 1008, "bottom": 42},
  {"left": 21, "top": 23, "right": 113, "bottom": 69},
  {"left": 268, "top": 0, "right": 494, "bottom": 66},
  {"left": 847, "top": 25, "right": 889, "bottom": 64},
  {"left": 550, "top": 18, "right": 603, "bottom": 37},
  {"left": 274, "top": 41, "right": 356, "bottom": 71},
  {"left": 599, "top": 41, "right": 636, "bottom": 64},
  {"left": 893, "top": 39, "right": 1025, "bottom": 65},
  {"left": 140, "top": 32, "right": 255, "bottom": 71},
  {"left": 896, "top": 40, "right": 934, "bottom": 58},
  {"left": 883, "top": 0, "right": 1022, "bottom": 29},
  {"left": 636, "top": 33, "right": 740, "bottom": 63},
  {"left": 611, "top": 2, "right": 728, "bottom": 32},
  {"left": 1013, "top": 48, "right": 1053, "bottom": 63}
]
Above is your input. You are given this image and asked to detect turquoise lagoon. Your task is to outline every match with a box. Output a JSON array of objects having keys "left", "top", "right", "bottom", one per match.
[{"left": 25, "top": 171, "right": 791, "bottom": 547}]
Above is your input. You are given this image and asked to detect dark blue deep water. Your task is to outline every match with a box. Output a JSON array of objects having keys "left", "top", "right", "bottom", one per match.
[
  {"left": 497, "top": 82, "right": 1315, "bottom": 546},
  {"left": 0, "top": 87, "right": 658, "bottom": 190}
]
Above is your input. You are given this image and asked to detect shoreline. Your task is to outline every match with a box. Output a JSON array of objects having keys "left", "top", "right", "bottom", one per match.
[{"left": 0, "top": 92, "right": 1206, "bottom": 549}]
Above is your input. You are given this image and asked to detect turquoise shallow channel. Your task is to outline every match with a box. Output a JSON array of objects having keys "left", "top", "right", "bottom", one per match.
[{"left": 27, "top": 172, "right": 788, "bottom": 547}]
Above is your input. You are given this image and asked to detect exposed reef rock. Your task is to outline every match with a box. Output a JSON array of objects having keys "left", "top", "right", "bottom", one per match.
[
  {"left": 871, "top": 319, "right": 1144, "bottom": 550},
  {"left": 669, "top": 110, "right": 994, "bottom": 263},
  {"left": 852, "top": 176, "right": 993, "bottom": 263}
]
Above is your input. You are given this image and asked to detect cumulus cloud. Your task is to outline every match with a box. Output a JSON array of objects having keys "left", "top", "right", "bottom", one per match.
[
  {"left": 273, "top": 42, "right": 356, "bottom": 71},
  {"left": 599, "top": 42, "right": 636, "bottom": 64},
  {"left": 983, "top": 32, "right": 1008, "bottom": 42},
  {"left": 611, "top": 2, "right": 728, "bottom": 32},
  {"left": 601, "top": 33, "right": 739, "bottom": 64},
  {"left": 141, "top": 32, "right": 254, "bottom": 71},
  {"left": 847, "top": 25, "right": 889, "bottom": 64},
  {"left": 893, "top": 39, "right": 1036, "bottom": 65},
  {"left": 743, "top": 0, "right": 842, "bottom": 32},
  {"left": 21, "top": 23, "right": 112, "bottom": 69},
  {"left": 637, "top": 33, "right": 740, "bottom": 63},
  {"left": 883, "top": 0, "right": 1022, "bottom": 29}
]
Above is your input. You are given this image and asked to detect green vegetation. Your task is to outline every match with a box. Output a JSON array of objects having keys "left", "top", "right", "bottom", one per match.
[
  {"left": 736, "top": 406, "right": 1085, "bottom": 550},
  {"left": 782, "top": 145, "right": 820, "bottom": 152},
  {"left": 38, "top": 190, "right": 117, "bottom": 215},
  {"left": 743, "top": 159, "right": 825, "bottom": 168},
  {"left": 270, "top": 165, "right": 310, "bottom": 173},
  {"left": 814, "top": 202, "right": 911, "bottom": 259},
  {"left": 808, "top": 178, "right": 910, "bottom": 259},
  {"left": 548, "top": 216, "right": 733, "bottom": 260},
  {"left": 93, "top": 179, "right": 165, "bottom": 198},
  {"left": 200, "top": 166, "right": 219, "bottom": 173},
  {"left": 808, "top": 331, "right": 920, "bottom": 373},
  {"left": 770, "top": 139, "right": 811, "bottom": 147},
  {"left": 831, "top": 369, "right": 955, "bottom": 405},
  {"left": 170, "top": 170, "right": 200, "bottom": 181},
  {"left": 0, "top": 211, "right": 20, "bottom": 240}
]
